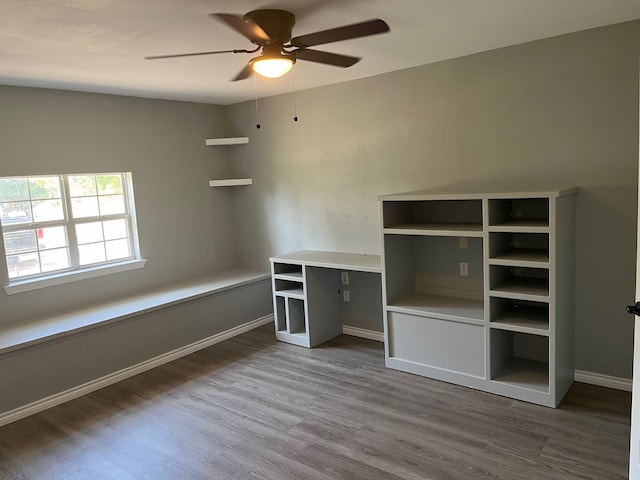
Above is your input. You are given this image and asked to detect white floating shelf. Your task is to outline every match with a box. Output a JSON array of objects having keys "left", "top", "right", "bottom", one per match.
[
  {"left": 209, "top": 179, "right": 253, "bottom": 187},
  {"left": 205, "top": 137, "right": 249, "bottom": 146}
]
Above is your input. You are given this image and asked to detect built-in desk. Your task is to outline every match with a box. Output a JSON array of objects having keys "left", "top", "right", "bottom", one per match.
[{"left": 269, "top": 250, "right": 382, "bottom": 347}]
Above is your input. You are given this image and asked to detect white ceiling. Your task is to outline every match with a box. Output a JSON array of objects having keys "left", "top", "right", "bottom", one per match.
[{"left": 2, "top": 0, "right": 640, "bottom": 105}]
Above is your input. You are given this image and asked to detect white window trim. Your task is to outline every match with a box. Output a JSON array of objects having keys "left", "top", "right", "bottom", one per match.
[{"left": 4, "top": 258, "right": 147, "bottom": 295}]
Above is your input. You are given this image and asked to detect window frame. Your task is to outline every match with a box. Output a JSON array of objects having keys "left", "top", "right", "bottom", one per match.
[{"left": 0, "top": 172, "right": 145, "bottom": 294}]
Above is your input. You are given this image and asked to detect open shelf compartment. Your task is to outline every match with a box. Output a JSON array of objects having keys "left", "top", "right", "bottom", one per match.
[
  {"left": 488, "top": 197, "right": 549, "bottom": 229},
  {"left": 275, "top": 296, "right": 287, "bottom": 332},
  {"left": 490, "top": 297, "right": 549, "bottom": 334},
  {"left": 273, "top": 263, "right": 303, "bottom": 276},
  {"left": 490, "top": 265, "right": 549, "bottom": 300},
  {"left": 273, "top": 262, "right": 304, "bottom": 281},
  {"left": 384, "top": 234, "right": 484, "bottom": 322},
  {"left": 490, "top": 329, "right": 549, "bottom": 393},
  {"left": 382, "top": 199, "right": 483, "bottom": 235},
  {"left": 288, "top": 298, "right": 306, "bottom": 334},
  {"left": 387, "top": 292, "right": 484, "bottom": 324},
  {"left": 489, "top": 232, "right": 549, "bottom": 266},
  {"left": 274, "top": 279, "right": 304, "bottom": 297}
]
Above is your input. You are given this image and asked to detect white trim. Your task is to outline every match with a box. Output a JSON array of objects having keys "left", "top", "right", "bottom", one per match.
[
  {"left": 0, "top": 315, "right": 273, "bottom": 428},
  {"left": 4, "top": 259, "right": 147, "bottom": 295},
  {"left": 342, "top": 325, "right": 384, "bottom": 342},
  {"left": 574, "top": 369, "right": 632, "bottom": 392}
]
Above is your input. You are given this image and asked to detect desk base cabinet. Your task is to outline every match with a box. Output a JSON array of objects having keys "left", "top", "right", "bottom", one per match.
[
  {"left": 270, "top": 251, "right": 383, "bottom": 348},
  {"left": 380, "top": 188, "right": 576, "bottom": 407}
]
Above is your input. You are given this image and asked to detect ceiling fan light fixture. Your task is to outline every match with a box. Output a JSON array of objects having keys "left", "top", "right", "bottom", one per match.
[{"left": 251, "top": 56, "right": 294, "bottom": 78}]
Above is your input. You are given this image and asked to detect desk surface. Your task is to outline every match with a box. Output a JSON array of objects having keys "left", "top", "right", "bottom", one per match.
[{"left": 270, "top": 250, "right": 382, "bottom": 273}]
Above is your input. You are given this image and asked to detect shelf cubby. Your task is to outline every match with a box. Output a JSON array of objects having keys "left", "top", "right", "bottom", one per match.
[
  {"left": 383, "top": 234, "right": 484, "bottom": 321},
  {"left": 387, "top": 292, "right": 484, "bottom": 324},
  {"left": 490, "top": 297, "right": 549, "bottom": 334},
  {"left": 382, "top": 199, "right": 483, "bottom": 236},
  {"left": 274, "top": 279, "right": 304, "bottom": 298},
  {"left": 489, "top": 232, "right": 549, "bottom": 267},
  {"left": 272, "top": 262, "right": 303, "bottom": 282},
  {"left": 488, "top": 198, "right": 549, "bottom": 230},
  {"left": 275, "top": 296, "right": 287, "bottom": 332},
  {"left": 490, "top": 329, "right": 550, "bottom": 393},
  {"left": 490, "top": 265, "right": 549, "bottom": 300},
  {"left": 288, "top": 298, "right": 306, "bottom": 334},
  {"left": 273, "top": 263, "right": 303, "bottom": 276}
]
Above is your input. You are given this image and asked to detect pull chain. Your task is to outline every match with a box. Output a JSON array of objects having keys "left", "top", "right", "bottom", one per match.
[
  {"left": 253, "top": 71, "right": 261, "bottom": 129},
  {"left": 292, "top": 69, "right": 298, "bottom": 122}
]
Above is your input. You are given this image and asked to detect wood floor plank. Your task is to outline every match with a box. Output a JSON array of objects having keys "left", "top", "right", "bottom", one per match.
[{"left": 0, "top": 324, "right": 632, "bottom": 479}]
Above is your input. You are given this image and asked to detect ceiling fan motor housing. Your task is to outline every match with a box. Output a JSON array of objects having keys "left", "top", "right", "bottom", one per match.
[{"left": 244, "top": 9, "right": 295, "bottom": 46}]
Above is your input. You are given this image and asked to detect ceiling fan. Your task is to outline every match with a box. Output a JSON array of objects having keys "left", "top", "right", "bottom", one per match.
[{"left": 145, "top": 9, "right": 390, "bottom": 81}]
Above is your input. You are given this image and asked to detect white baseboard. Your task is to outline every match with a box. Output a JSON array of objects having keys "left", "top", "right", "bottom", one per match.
[
  {"left": 342, "top": 326, "right": 384, "bottom": 342},
  {"left": 574, "top": 369, "right": 632, "bottom": 392},
  {"left": 0, "top": 315, "right": 274, "bottom": 428}
]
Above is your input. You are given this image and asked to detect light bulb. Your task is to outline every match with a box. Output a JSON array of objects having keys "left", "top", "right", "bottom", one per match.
[{"left": 252, "top": 57, "right": 294, "bottom": 78}]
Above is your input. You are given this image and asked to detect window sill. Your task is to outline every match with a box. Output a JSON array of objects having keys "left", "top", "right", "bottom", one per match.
[{"left": 4, "top": 259, "right": 147, "bottom": 295}]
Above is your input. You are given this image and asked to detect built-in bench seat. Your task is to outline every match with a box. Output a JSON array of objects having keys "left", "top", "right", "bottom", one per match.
[{"left": 0, "top": 269, "right": 270, "bottom": 357}]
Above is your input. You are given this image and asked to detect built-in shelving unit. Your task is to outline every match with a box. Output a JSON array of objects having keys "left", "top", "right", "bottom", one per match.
[
  {"left": 270, "top": 250, "right": 382, "bottom": 348},
  {"left": 379, "top": 188, "right": 576, "bottom": 407},
  {"left": 206, "top": 136, "right": 252, "bottom": 187}
]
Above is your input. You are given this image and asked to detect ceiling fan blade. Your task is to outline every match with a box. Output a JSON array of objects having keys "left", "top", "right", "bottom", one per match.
[
  {"left": 145, "top": 49, "right": 239, "bottom": 60},
  {"left": 231, "top": 63, "right": 254, "bottom": 82},
  {"left": 290, "top": 18, "right": 389, "bottom": 48},
  {"left": 211, "top": 13, "right": 271, "bottom": 44},
  {"left": 294, "top": 49, "right": 360, "bottom": 68}
]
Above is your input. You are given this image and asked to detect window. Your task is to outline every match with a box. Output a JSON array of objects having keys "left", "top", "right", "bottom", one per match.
[{"left": 0, "top": 173, "right": 142, "bottom": 286}]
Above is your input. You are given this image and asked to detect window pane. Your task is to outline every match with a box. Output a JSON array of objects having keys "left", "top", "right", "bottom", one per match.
[
  {"left": 71, "top": 197, "right": 99, "bottom": 218},
  {"left": 78, "top": 242, "right": 106, "bottom": 265},
  {"left": 32, "top": 199, "right": 64, "bottom": 223},
  {"left": 38, "top": 226, "right": 68, "bottom": 250},
  {"left": 76, "top": 222, "right": 104, "bottom": 244},
  {"left": 40, "top": 248, "right": 70, "bottom": 273},
  {"left": 7, "top": 252, "right": 40, "bottom": 278},
  {"left": 28, "top": 177, "right": 61, "bottom": 200},
  {"left": 99, "top": 195, "right": 125, "bottom": 216},
  {"left": 106, "top": 239, "right": 130, "bottom": 261},
  {"left": 4, "top": 230, "right": 37, "bottom": 255},
  {"left": 0, "top": 201, "right": 33, "bottom": 225},
  {"left": 97, "top": 175, "right": 123, "bottom": 195},
  {"left": 103, "top": 219, "right": 128, "bottom": 240},
  {"left": 0, "top": 178, "right": 29, "bottom": 202},
  {"left": 1, "top": 172, "right": 138, "bottom": 282},
  {"left": 68, "top": 175, "right": 96, "bottom": 197}
]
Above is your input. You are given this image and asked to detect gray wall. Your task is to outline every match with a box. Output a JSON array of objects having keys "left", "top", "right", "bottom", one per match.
[
  {"left": 0, "top": 280, "right": 271, "bottom": 414},
  {"left": 0, "top": 86, "right": 238, "bottom": 325},
  {"left": 0, "top": 86, "right": 273, "bottom": 414},
  {"left": 227, "top": 21, "right": 640, "bottom": 379}
]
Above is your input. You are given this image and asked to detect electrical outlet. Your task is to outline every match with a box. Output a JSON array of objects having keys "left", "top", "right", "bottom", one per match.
[
  {"left": 459, "top": 262, "right": 469, "bottom": 277},
  {"left": 458, "top": 237, "right": 469, "bottom": 249},
  {"left": 341, "top": 271, "right": 349, "bottom": 285},
  {"left": 343, "top": 289, "right": 350, "bottom": 302}
]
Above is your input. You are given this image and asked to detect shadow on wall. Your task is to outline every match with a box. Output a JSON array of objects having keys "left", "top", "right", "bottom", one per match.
[{"left": 574, "top": 184, "right": 637, "bottom": 378}]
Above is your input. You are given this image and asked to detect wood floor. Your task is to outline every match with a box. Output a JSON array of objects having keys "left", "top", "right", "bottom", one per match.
[{"left": 0, "top": 324, "right": 632, "bottom": 480}]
